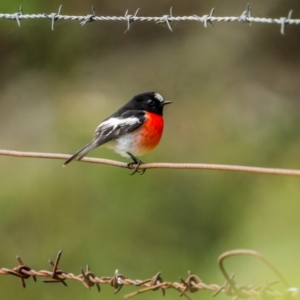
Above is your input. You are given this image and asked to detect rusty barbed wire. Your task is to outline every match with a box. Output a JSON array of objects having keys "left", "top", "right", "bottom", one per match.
[
  {"left": 0, "top": 249, "right": 298, "bottom": 299},
  {"left": 0, "top": 5, "right": 299, "bottom": 34}
]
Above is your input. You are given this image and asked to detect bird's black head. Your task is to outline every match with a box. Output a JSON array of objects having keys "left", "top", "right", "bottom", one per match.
[{"left": 127, "top": 92, "right": 172, "bottom": 116}]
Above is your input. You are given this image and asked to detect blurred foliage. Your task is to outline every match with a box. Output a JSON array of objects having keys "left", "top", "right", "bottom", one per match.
[{"left": 0, "top": 1, "right": 300, "bottom": 299}]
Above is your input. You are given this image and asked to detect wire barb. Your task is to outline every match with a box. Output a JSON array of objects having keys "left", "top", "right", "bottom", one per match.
[
  {"left": 80, "top": 265, "right": 101, "bottom": 291},
  {"left": 179, "top": 271, "right": 203, "bottom": 295},
  {"left": 206, "top": 8, "right": 216, "bottom": 28},
  {"left": 156, "top": 7, "right": 173, "bottom": 32},
  {"left": 80, "top": 6, "right": 97, "bottom": 27},
  {"left": 124, "top": 8, "right": 140, "bottom": 33},
  {"left": 12, "top": 6, "right": 23, "bottom": 27},
  {"left": 110, "top": 269, "right": 125, "bottom": 294},
  {"left": 280, "top": 10, "right": 293, "bottom": 35},
  {"left": 43, "top": 249, "right": 67, "bottom": 286},
  {"left": 45, "top": 5, "right": 63, "bottom": 31},
  {"left": 14, "top": 255, "right": 36, "bottom": 288},
  {"left": 239, "top": 4, "right": 252, "bottom": 23}
]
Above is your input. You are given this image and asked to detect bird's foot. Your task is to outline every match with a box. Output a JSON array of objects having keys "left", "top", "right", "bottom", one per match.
[{"left": 127, "top": 152, "right": 145, "bottom": 175}]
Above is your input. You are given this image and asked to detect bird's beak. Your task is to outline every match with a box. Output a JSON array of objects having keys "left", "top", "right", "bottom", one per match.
[{"left": 162, "top": 100, "right": 172, "bottom": 106}]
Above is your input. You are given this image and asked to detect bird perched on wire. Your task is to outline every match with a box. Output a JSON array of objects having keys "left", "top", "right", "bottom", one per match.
[{"left": 64, "top": 92, "right": 172, "bottom": 174}]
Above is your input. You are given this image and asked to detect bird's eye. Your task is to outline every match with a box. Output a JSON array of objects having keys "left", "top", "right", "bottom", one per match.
[{"left": 148, "top": 99, "right": 155, "bottom": 106}]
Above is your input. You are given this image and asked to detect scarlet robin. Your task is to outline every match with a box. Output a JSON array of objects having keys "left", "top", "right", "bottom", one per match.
[{"left": 64, "top": 92, "right": 171, "bottom": 174}]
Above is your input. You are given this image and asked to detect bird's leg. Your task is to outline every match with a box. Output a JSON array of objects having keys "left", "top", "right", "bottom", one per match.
[{"left": 127, "top": 152, "right": 145, "bottom": 175}]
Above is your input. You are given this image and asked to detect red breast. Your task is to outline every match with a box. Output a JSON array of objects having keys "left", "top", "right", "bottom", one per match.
[{"left": 136, "top": 111, "right": 164, "bottom": 154}]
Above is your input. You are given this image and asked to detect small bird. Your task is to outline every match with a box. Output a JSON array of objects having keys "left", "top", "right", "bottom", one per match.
[{"left": 64, "top": 92, "right": 171, "bottom": 174}]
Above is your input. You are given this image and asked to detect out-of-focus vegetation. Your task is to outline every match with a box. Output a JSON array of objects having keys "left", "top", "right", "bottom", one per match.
[{"left": 0, "top": 1, "right": 300, "bottom": 299}]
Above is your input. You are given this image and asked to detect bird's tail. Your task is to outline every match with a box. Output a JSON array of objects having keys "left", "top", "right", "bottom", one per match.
[{"left": 64, "top": 140, "right": 98, "bottom": 166}]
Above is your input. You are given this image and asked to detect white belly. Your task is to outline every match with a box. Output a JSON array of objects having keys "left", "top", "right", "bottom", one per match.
[{"left": 105, "top": 131, "right": 145, "bottom": 158}]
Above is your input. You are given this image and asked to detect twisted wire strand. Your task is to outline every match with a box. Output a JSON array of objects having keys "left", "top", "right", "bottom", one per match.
[
  {"left": 0, "top": 5, "right": 299, "bottom": 34},
  {"left": 0, "top": 249, "right": 294, "bottom": 299}
]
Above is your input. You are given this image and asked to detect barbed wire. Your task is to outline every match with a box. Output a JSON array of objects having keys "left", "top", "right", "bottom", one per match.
[
  {"left": 0, "top": 5, "right": 299, "bottom": 34},
  {"left": 1, "top": 149, "right": 300, "bottom": 177},
  {"left": 0, "top": 249, "right": 298, "bottom": 299}
]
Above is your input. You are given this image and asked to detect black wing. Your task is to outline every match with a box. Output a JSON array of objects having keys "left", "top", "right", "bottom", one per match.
[
  {"left": 93, "top": 110, "right": 146, "bottom": 145},
  {"left": 64, "top": 110, "right": 146, "bottom": 165}
]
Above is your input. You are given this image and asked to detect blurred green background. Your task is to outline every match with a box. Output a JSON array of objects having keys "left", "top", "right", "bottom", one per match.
[{"left": 0, "top": 1, "right": 300, "bottom": 299}]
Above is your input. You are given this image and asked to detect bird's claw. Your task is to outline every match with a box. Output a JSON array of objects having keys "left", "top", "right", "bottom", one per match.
[
  {"left": 126, "top": 152, "right": 145, "bottom": 175},
  {"left": 127, "top": 162, "right": 145, "bottom": 175}
]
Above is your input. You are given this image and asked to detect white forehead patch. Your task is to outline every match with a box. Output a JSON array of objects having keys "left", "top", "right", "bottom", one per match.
[{"left": 154, "top": 93, "right": 164, "bottom": 102}]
